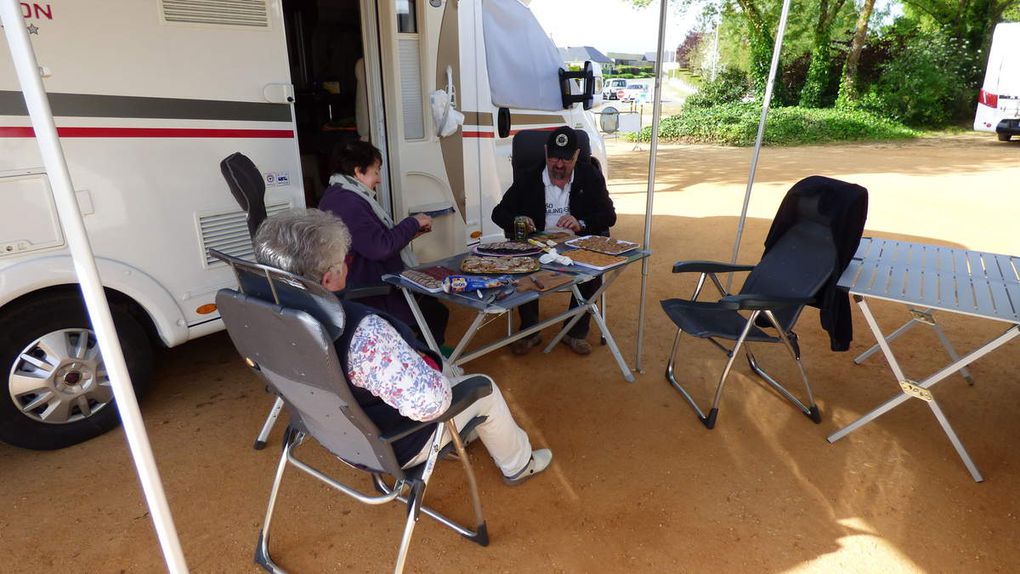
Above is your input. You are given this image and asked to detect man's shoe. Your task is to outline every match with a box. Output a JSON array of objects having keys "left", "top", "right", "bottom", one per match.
[
  {"left": 510, "top": 333, "right": 542, "bottom": 356},
  {"left": 502, "top": 449, "right": 553, "bottom": 486},
  {"left": 562, "top": 335, "right": 592, "bottom": 355}
]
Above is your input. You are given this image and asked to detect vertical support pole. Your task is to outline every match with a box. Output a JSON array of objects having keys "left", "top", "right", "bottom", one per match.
[
  {"left": 0, "top": 2, "right": 188, "bottom": 572},
  {"left": 728, "top": 0, "right": 793, "bottom": 289},
  {"left": 635, "top": 0, "right": 670, "bottom": 372}
]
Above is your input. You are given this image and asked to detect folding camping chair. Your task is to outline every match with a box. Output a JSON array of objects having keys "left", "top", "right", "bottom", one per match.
[
  {"left": 660, "top": 176, "right": 867, "bottom": 429},
  {"left": 219, "top": 152, "right": 392, "bottom": 449},
  {"left": 219, "top": 152, "right": 289, "bottom": 449},
  {"left": 211, "top": 249, "right": 490, "bottom": 573}
]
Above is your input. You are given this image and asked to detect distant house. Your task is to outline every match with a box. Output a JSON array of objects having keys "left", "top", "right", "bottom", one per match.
[
  {"left": 608, "top": 52, "right": 645, "bottom": 68},
  {"left": 558, "top": 46, "right": 613, "bottom": 72}
]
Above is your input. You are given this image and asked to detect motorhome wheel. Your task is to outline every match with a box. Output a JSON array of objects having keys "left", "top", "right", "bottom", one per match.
[{"left": 0, "top": 295, "right": 153, "bottom": 450}]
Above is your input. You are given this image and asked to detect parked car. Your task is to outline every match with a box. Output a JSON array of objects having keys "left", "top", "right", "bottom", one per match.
[
  {"left": 602, "top": 78, "right": 628, "bottom": 100},
  {"left": 621, "top": 83, "right": 649, "bottom": 103}
]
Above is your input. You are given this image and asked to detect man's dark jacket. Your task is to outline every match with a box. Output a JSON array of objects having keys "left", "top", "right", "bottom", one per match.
[{"left": 491, "top": 162, "right": 616, "bottom": 237}]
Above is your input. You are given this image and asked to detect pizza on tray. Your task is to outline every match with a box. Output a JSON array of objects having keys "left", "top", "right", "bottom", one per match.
[
  {"left": 565, "top": 235, "right": 638, "bottom": 256},
  {"left": 459, "top": 256, "right": 539, "bottom": 274},
  {"left": 565, "top": 249, "right": 627, "bottom": 269},
  {"left": 473, "top": 241, "right": 543, "bottom": 257}
]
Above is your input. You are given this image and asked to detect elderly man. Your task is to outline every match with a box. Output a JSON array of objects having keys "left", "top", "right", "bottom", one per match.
[
  {"left": 254, "top": 209, "right": 552, "bottom": 485},
  {"left": 491, "top": 126, "right": 617, "bottom": 356}
]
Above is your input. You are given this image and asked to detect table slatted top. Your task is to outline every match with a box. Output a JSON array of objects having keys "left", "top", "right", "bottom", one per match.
[{"left": 838, "top": 238, "right": 1020, "bottom": 324}]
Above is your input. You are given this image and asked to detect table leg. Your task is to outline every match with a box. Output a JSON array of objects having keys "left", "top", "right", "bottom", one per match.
[
  {"left": 931, "top": 319, "right": 976, "bottom": 385},
  {"left": 855, "top": 307, "right": 975, "bottom": 385},
  {"left": 853, "top": 315, "right": 920, "bottom": 364},
  {"left": 400, "top": 287, "right": 440, "bottom": 354},
  {"left": 830, "top": 296, "right": 1019, "bottom": 480},
  {"left": 544, "top": 269, "right": 635, "bottom": 383},
  {"left": 399, "top": 287, "right": 466, "bottom": 377},
  {"left": 928, "top": 399, "right": 983, "bottom": 482}
]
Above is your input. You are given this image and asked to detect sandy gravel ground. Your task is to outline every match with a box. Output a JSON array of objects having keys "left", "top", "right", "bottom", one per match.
[{"left": 1, "top": 135, "right": 1018, "bottom": 573}]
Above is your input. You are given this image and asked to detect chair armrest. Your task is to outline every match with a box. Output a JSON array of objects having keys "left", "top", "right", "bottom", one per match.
[
  {"left": 720, "top": 294, "right": 815, "bottom": 310},
  {"left": 379, "top": 376, "right": 493, "bottom": 443},
  {"left": 672, "top": 260, "right": 756, "bottom": 274},
  {"left": 342, "top": 284, "right": 392, "bottom": 300}
]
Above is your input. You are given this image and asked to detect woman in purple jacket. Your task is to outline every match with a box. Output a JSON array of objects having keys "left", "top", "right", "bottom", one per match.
[{"left": 318, "top": 141, "right": 449, "bottom": 346}]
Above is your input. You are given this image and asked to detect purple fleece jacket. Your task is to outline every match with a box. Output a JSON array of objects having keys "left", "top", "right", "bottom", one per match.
[{"left": 318, "top": 183, "right": 420, "bottom": 325}]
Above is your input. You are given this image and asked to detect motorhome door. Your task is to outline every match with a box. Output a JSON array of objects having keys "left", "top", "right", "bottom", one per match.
[{"left": 377, "top": 0, "right": 469, "bottom": 260}]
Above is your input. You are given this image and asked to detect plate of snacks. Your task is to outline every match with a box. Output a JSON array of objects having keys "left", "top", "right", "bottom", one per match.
[
  {"left": 565, "top": 235, "right": 639, "bottom": 256},
  {"left": 563, "top": 249, "right": 628, "bottom": 271},
  {"left": 473, "top": 241, "right": 544, "bottom": 257},
  {"left": 459, "top": 255, "right": 540, "bottom": 274}
]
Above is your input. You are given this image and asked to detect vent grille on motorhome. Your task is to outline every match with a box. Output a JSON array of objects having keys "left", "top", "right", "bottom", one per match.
[
  {"left": 199, "top": 202, "right": 290, "bottom": 265},
  {"left": 161, "top": 0, "right": 269, "bottom": 28}
]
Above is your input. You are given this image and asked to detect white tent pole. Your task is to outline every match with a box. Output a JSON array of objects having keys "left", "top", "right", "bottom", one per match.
[
  {"left": 0, "top": 4, "right": 188, "bottom": 572},
  {"left": 728, "top": 0, "right": 792, "bottom": 277},
  {"left": 634, "top": 0, "right": 670, "bottom": 373}
]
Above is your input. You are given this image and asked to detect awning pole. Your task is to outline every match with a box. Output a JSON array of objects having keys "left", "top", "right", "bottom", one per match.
[
  {"left": 635, "top": 0, "right": 670, "bottom": 373},
  {"left": 0, "top": 4, "right": 188, "bottom": 572},
  {"left": 728, "top": 0, "right": 792, "bottom": 281}
]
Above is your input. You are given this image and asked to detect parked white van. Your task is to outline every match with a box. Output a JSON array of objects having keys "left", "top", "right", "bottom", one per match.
[
  {"left": 602, "top": 78, "right": 628, "bottom": 100},
  {"left": 0, "top": 0, "right": 605, "bottom": 449},
  {"left": 974, "top": 22, "right": 1020, "bottom": 141}
]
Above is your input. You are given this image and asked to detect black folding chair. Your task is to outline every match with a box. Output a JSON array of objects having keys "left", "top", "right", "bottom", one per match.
[
  {"left": 661, "top": 176, "right": 868, "bottom": 429},
  {"left": 220, "top": 152, "right": 268, "bottom": 239},
  {"left": 212, "top": 250, "right": 490, "bottom": 573}
]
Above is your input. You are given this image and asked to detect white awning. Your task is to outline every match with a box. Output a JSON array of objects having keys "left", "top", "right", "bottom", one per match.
[{"left": 482, "top": 0, "right": 565, "bottom": 111}]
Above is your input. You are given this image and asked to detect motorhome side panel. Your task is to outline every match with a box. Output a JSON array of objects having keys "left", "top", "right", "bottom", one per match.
[
  {"left": 0, "top": 0, "right": 304, "bottom": 342},
  {"left": 460, "top": 1, "right": 607, "bottom": 243}
]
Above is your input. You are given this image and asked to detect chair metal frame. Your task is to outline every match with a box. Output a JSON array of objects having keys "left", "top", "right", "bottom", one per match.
[
  {"left": 256, "top": 420, "right": 488, "bottom": 574},
  {"left": 664, "top": 263, "right": 820, "bottom": 429}
]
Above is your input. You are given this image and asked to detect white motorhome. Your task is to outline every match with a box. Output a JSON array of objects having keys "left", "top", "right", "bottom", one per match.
[
  {"left": 974, "top": 22, "right": 1020, "bottom": 141},
  {"left": 0, "top": 0, "right": 605, "bottom": 449}
]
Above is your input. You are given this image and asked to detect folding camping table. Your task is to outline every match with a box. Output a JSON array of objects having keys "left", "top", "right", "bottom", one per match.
[
  {"left": 383, "top": 249, "right": 649, "bottom": 383},
  {"left": 827, "top": 237, "right": 1020, "bottom": 482}
]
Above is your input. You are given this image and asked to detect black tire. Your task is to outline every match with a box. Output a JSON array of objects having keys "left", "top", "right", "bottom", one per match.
[
  {"left": 0, "top": 293, "right": 153, "bottom": 450},
  {"left": 997, "top": 132, "right": 1011, "bottom": 142}
]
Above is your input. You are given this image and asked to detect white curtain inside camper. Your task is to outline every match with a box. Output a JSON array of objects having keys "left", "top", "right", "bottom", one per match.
[{"left": 481, "top": 0, "right": 564, "bottom": 111}]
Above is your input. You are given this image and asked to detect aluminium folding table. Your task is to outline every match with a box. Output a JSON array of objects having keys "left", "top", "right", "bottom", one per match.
[
  {"left": 384, "top": 249, "right": 649, "bottom": 383},
  {"left": 827, "top": 237, "right": 1020, "bottom": 482}
]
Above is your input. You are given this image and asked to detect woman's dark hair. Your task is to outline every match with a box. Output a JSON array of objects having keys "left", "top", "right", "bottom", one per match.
[{"left": 329, "top": 140, "right": 382, "bottom": 177}]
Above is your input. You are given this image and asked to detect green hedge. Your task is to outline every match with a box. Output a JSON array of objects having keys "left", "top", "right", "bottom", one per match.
[{"left": 630, "top": 103, "right": 919, "bottom": 146}]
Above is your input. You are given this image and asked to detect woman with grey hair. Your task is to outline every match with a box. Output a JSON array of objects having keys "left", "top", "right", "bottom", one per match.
[{"left": 253, "top": 209, "right": 552, "bottom": 484}]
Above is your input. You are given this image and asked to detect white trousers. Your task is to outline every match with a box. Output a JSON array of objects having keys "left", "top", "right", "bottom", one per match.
[{"left": 402, "top": 375, "right": 532, "bottom": 477}]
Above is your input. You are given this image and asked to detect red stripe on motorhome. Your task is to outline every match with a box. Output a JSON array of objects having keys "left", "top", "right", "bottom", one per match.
[
  {"left": 0, "top": 127, "right": 295, "bottom": 138},
  {"left": 463, "top": 125, "right": 563, "bottom": 139}
]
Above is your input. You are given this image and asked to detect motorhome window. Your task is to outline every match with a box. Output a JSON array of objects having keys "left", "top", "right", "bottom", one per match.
[
  {"left": 397, "top": 0, "right": 425, "bottom": 140},
  {"left": 396, "top": 0, "right": 418, "bottom": 33}
]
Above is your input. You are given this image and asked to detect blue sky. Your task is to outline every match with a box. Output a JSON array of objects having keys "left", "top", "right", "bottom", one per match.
[{"left": 529, "top": 0, "right": 698, "bottom": 55}]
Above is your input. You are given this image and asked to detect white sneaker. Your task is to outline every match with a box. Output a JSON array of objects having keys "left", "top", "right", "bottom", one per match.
[{"left": 502, "top": 449, "right": 553, "bottom": 486}]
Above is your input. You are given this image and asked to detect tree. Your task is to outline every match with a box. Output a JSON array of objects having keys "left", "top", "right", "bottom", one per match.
[
  {"left": 799, "top": 0, "right": 850, "bottom": 107},
  {"left": 902, "top": 0, "right": 1020, "bottom": 77},
  {"left": 625, "top": 0, "right": 782, "bottom": 91},
  {"left": 836, "top": 0, "right": 877, "bottom": 107}
]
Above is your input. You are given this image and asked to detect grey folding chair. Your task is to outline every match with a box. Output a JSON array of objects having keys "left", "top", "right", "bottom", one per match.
[
  {"left": 212, "top": 250, "right": 490, "bottom": 573},
  {"left": 661, "top": 176, "right": 867, "bottom": 429}
]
